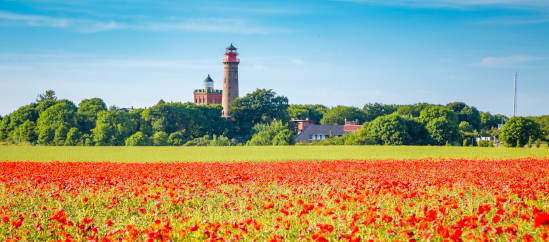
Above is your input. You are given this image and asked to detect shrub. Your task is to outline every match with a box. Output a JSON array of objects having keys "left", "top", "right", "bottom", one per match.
[
  {"left": 153, "top": 131, "right": 169, "bottom": 146},
  {"left": 168, "top": 130, "right": 188, "bottom": 146},
  {"left": 478, "top": 140, "right": 491, "bottom": 147},
  {"left": 125, "top": 132, "right": 151, "bottom": 146},
  {"left": 500, "top": 117, "right": 542, "bottom": 147}
]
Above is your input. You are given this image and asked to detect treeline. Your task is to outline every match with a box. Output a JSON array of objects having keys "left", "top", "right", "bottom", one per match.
[{"left": 1, "top": 89, "right": 548, "bottom": 147}]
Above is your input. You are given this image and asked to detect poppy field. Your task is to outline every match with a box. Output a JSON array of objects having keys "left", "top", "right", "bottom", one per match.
[{"left": 1, "top": 158, "right": 549, "bottom": 241}]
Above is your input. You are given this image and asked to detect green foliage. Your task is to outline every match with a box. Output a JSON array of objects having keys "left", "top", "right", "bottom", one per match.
[
  {"left": 0, "top": 116, "right": 9, "bottom": 141},
  {"left": 478, "top": 140, "right": 491, "bottom": 147},
  {"left": 54, "top": 124, "right": 69, "bottom": 145},
  {"left": 419, "top": 106, "right": 458, "bottom": 125},
  {"left": 458, "top": 121, "right": 473, "bottom": 133},
  {"left": 142, "top": 102, "right": 227, "bottom": 140},
  {"left": 209, "top": 135, "right": 231, "bottom": 146},
  {"left": 528, "top": 115, "right": 549, "bottom": 141},
  {"left": 35, "top": 90, "right": 58, "bottom": 114},
  {"left": 288, "top": 104, "right": 327, "bottom": 122},
  {"left": 344, "top": 130, "right": 376, "bottom": 145},
  {"left": 77, "top": 98, "right": 107, "bottom": 132},
  {"left": 36, "top": 101, "right": 78, "bottom": 145},
  {"left": 65, "top": 128, "right": 81, "bottom": 146},
  {"left": 153, "top": 131, "right": 169, "bottom": 146},
  {"left": 168, "top": 130, "right": 188, "bottom": 146},
  {"left": 320, "top": 106, "right": 367, "bottom": 125},
  {"left": 405, "top": 118, "right": 430, "bottom": 145},
  {"left": 8, "top": 104, "right": 39, "bottom": 131},
  {"left": 365, "top": 115, "right": 410, "bottom": 145},
  {"left": 363, "top": 103, "right": 398, "bottom": 121},
  {"left": 37, "top": 126, "right": 54, "bottom": 145},
  {"left": 528, "top": 136, "right": 533, "bottom": 148},
  {"left": 184, "top": 135, "right": 211, "bottom": 146},
  {"left": 463, "top": 139, "right": 468, "bottom": 147},
  {"left": 36, "top": 90, "right": 57, "bottom": 103},
  {"left": 125, "top": 132, "right": 151, "bottom": 146},
  {"left": 184, "top": 135, "right": 231, "bottom": 146},
  {"left": 92, "top": 110, "right": 138, "bottom": 146},
  {"left": 446, "top": 102, "right": 482, "bottom": 130},
  {"left": 500, "top": 117, "right": 542, "bottom": 147},
  {"left": 419, "top": 106, "right": 459, "bottom": 145},
  {"left": 535, "top": 139, "right": 541, "bottom": 148},
  {"left": 80, "top": 133, "right": 94, "bottom": 146},
  {"left": 247, "top": 121, "right": 295, "bottom": 146},
  {"left": 231, "top": 89, "right": 289, "bottom": 137},
  {"left": 395, "top": 103, "right": 432, "bottom": 118},
  {"left": 426, "top": 117, "right": 460, "bottom": 145},
  {"left": 12, "top": 120, "right": 36, "bottom": 143}
]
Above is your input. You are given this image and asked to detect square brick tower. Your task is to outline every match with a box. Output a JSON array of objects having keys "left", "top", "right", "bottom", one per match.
[
  {"left": 221, "top": 43, "right": 239, "bottom": 118},
  {"left": 194, "top": 74, "right": 222, "bottom": 105}
]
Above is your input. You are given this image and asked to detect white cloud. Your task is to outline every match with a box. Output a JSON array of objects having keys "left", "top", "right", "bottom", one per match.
[
  {"left": 146, "top": 18, "right": 291, "bottom": 34},
  {"left": 0, "top": 11, "right": 69, "bottom": 27},
  {"left": 476, "top": 17, "right": 549, "bottom": 24},
  {"left": 478, "top": 56, "right": 543, "bottom": 67},
  {"left": 337, "top": 0, "right": 549, "bottom": 9},
  {"left": 0, "top": 11, "right": 290, "bottom": 34}
]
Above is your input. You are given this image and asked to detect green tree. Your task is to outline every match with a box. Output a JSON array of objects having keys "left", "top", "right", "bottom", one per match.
[
  {"left": 419, "top": 106, "right": 459, "bottom": 145},
  {"left": 529, "top": 115, "right": 549, "bottom": 141},
  {"left": 37, "top": 126, "right": 54, "bottom": 145},
  {"left": 53, "top": 124, "right": 69, "bottom": 145},
  {"left": 77, "top": 98, "right": 107, "bottom": 132},
  {"left": 92, "top": 110, "right": 138, "bottom": 145},
  {"left": 168, "top": 130, "right": 188, "bottom": 145},
  {"left": 184, "top": 135, "right": 211, "bottom": 146},
  {"left": 0, "top": 116, "right": 9, "bottom": 141},
  {"left": 35, "top": 101, "right": 78, "bottom": 145},
  {"left": 288, "top": 104, "right": 327, "bottom": 122},
  {"left": 65, "top": 127, "right": 81, "bottom": 146},
  {"left": 499, "top": 117, "right": 542, "bottom": 147},
  {"left": 125, "top": 132, "right": 151, "bottom": 146},
  {"left": 247, "top": 121, "right": 295, "bottom": 146},
  {"left": 419, "top": 106, "right": 458, "bottom": 125},
  {"left": 230, "top": 89, "right": 290, "bottom": 137},
  {"left": 209, "top": 135, "right": 231, "bottom": 146},
  {"left": 363, "top": 103, "right": 398, "bottom": 121},
  {"left": 426, "top": 117, "right": 460, "bottom": 145},
  {"left": 12, "top": 120, "right": 36, "bottom": 143},
  {"left": 320, "top": 106, "right": 367, "bottom": 125},
  {"left": 395, "top": 103, "right": 433, "bottom": 118},
  {"left": 183, "top": 135, "right": 231, "bottom": 146},
  {"left": 365, "top": 115, "right": 410, "bottom": 145},
  {"left": 458, "top": 121, "right": 473, "bottom": 133},
  {"left": 35, "top": 90, "right": 58, "bottom": 114},
  {"left": 152, "top": 131, "right": 169, "bottom": 146}
]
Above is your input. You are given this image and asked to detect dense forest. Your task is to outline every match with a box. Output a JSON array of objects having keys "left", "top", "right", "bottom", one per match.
[{"left": 1, "top": 89, "right": 547, "bottom": 147}]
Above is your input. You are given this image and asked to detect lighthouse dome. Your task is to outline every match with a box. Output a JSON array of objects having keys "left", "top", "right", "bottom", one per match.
[{"left": 204, "top": 74, "right": 214, "bottom": 89}]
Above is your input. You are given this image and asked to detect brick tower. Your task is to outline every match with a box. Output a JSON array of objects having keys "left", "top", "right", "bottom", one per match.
[
  {"left": 193, "top": 74, "right": 222, "bottom": 105},
  {"left": 221, "top": 43, "right": 239, "bottom": 118}
]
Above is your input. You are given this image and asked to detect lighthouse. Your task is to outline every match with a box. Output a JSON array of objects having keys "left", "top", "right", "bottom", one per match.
[{"left": 221, "top": 43, "right": 240, "bottom": 118}]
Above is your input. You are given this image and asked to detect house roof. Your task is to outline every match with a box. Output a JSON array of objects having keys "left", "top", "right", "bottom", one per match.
[{"left": 296, "top": 125, "right": 344, "bottom": 143}]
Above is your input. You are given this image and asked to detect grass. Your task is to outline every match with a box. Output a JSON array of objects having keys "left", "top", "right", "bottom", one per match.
[{"left": 0, "top": 145, "right": 548, "bottom": 162}]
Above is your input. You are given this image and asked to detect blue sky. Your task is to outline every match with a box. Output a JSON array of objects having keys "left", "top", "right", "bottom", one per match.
[{"left": 1, "top": 0, "right": 548, "bottom": 116}]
